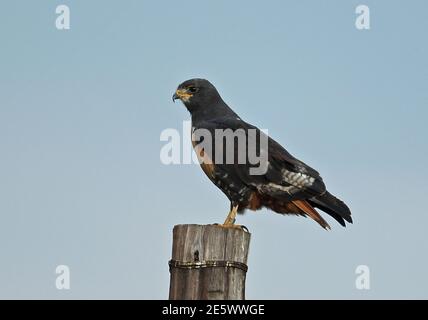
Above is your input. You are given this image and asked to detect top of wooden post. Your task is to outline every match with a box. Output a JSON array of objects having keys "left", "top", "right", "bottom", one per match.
[{"left": 171, "top": 224, "right": 251, "bottom": 265}]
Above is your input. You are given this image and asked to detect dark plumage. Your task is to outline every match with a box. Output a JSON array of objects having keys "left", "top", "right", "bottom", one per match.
[{"left": 172, "top": 78, "right": 352, "bottom": 229}]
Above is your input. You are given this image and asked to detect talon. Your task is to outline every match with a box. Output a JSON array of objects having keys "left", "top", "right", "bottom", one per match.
[
  {"left": 240, "top": 225, "right": 249, "bottom": 232},
  {"left": 216, "top": 224, "right": 248, "bottom": 232}
]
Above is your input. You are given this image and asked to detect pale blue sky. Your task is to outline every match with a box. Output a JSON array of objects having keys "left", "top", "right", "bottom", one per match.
[{"left": 1, "top": 0, "right": 427, "bottom": 299}]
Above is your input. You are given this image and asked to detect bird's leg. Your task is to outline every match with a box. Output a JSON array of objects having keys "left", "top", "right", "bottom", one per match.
[
  {"left": 217, "top": 204, "right": 248, "bottom": 231},
  {"left": 223, "top": 204, "right": 239, "bottom": 226}
]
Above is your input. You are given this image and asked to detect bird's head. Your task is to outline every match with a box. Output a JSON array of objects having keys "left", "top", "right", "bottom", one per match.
[{"left": 172, "top": 78, "right": 222, "bottom": 114}]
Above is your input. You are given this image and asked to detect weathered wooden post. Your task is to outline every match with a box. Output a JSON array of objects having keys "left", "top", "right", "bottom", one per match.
[{"left": 168, "top": 224, "right": 251, "bottom": 300}]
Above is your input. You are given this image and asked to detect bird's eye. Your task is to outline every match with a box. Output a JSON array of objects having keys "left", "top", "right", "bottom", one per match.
[{"left": 188, "top": 86, "right": 198, "bottom": 93}]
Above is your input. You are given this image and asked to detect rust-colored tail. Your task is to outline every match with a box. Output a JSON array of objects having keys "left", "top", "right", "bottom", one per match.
[{"left": 292, "top": 200, "right": 331, "bottom": 230}]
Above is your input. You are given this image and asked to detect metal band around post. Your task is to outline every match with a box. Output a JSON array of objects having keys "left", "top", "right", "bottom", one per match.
[{"left": 169, "top": 259, "right": 248, "bottom": 272}]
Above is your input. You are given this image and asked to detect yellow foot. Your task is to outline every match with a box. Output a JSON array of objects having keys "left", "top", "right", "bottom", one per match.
[{"left": 213, "top": 223, "right": 249, "bottom": 232}]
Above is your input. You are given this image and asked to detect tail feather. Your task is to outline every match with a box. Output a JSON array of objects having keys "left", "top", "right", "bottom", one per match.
[
  {"left": 308, "top": 191, "right": 352, "bottom": 227},
  {"left": 292, "top": 200, "right": 331, "bottom": 230}
]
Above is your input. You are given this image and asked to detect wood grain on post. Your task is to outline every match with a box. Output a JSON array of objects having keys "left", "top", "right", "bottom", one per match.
[{"left": 169, "top": 224, "right": 251, "bottom": 300}]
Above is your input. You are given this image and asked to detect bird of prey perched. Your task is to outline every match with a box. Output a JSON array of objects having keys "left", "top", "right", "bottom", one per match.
[{"left": 172, "top": 78, "right": 352, "bottom": 230}]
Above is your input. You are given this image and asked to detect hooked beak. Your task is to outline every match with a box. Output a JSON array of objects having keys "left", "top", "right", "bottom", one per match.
[
  {"left": 172, "top": 92, "right": 179, "bottom": 102},
  {"left": 172, "top": 88, "right": 192, "bottom": 103}
]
